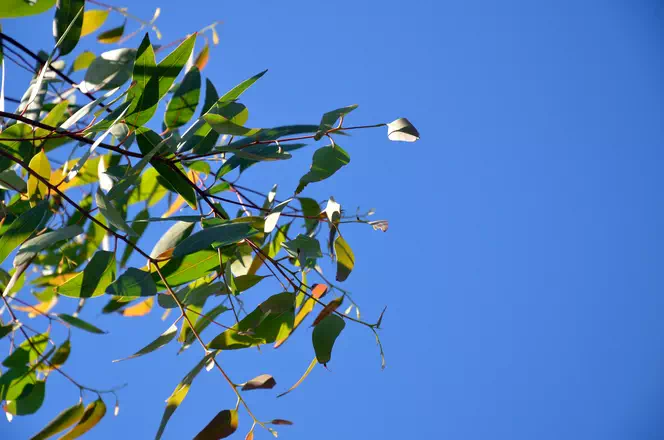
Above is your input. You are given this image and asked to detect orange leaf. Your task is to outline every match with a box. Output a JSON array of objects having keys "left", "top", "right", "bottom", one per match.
[
  {"left": 121, "top": 297, "right": 154, "bottom": 317},
  {"left": 311, "top": 296, "right": 343, "bottom": 327}
]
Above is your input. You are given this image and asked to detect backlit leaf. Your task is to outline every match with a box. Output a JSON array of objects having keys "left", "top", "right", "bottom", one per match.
[
  {"left": 334, "top": 235, "right": 355, "bottom": 282},
  {"left": 54, "top": 250, "right": 116, "bottom": 298},
  {"left": 72, "top": 51, "right": 95, "bottom": 72},
  {"left": 193, "top": 409, "right": 238, "bottom": 440},
  {"left": 312, "top": 314, "right": 345, "bottom": 365},
  {"left": 80, "top": 9, "right": 109, "bottom": 37},
  {"left": 165, "top": 67, "right": 201, "bottom": 129},
  {"left": 312, "top": 296, "right": 343, "bottom": 327},
  {"left": 6, "top": 380, "right": 45, "bottom": 416},
  {"left": 95, "top": 188, "right": 137, "bottom": 237},
  {"left": 54, "top": 0, "right": 84, "bottom": 55},
  {"left": 57, "top": 313, "right": 107, "bottom": 334},
  {"left": 0, "top": 202, "right": 49, "bottom": 265},
  {"left": 106, "top": 267, "right": 157, "bottom": 297},
  {"left": 29, "top": 402, "right": 84, "bottom": 440},
  {"left": 27, "top": 150, "right": 51, "bottom": 204},
  {"left": 97, "top": 21, "right": 125, "bottom": 44},
  {"left": 60, "top": 398, "right": 106, "bottom": 440},
  {"left": 0, "top": 0, "right": 56, "bottom": 18},
  {"left": 14, "top": 225, "right": 83, "bottom": 267},
  {"left": 173, "top": 222, "right": 255, "bottom": 257},
  {"left": 113, "top": 323, "right": 177, "bottom": 362},
  {"left": 295, "top": 145, "right": 350, "bottom": 194}
]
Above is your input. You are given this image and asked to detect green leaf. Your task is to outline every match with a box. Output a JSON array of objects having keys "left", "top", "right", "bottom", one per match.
[
  {"left": 60, "top": 399, "right": 107, "bottom": 440},
  {"left": 173, "top": 222, "right": 255, "bottom": 257},
  {"left": 13, "top": 225, "right": 83, "bottom": 267},
  {"left": 6, "top": 380, "right": 45, "bottom": 416},
  {"left": 50, "top": 340, "right": 71, "bottom": 368},
  {"left": 71, "top": 51, "right": 95, "bottom": 72},
  {"left": 296, "top": 145, "right": 350, "bottom": 194},
  {"left": 154, "top": 250, "right": 221, "bottom": 288},
  {"left": 80, "top": 9, "right": 109, "bottom": 37},
  {"left": 54, "top": 0, "right": 84, "bottom": 55},
  {"left": 315, "top": 104, "right": 358, "bottom": 139},
  {"left": 0, "top": 169, "right": 27, "bottom": 193},
  {"left": 29, "top": 402, "right": 85, "bottom": 440},
  {"left": 82, "top": 48, "right": 135, "bottom": 92},
  {"left": 113, "top": 323, "right": 178, "bottom": 362},
  {"left": 106, "top": 267, "right": 158, "bottom": 297},
  {"left": 95, "top": 188, "right": 137, "bottom": 236},
  {"left": 3, "top": 333, "right": 49, "bottom": 368},
  {"left": 127, "top": 168, "right": 169, "bottom": 207},
  {"left": 312, "top": 314, "right": 345, "bottom": 365},
  {"left": 282, "top": 234, "right": 322, "bottom": 268},
  {"left": 124, "top": 33, "right": 158, "bottom": 127},
  {"left": 135, "top": 129, "right": 197, "bottom": 209},
  {"left": 299, "top": 198, "right": 321, "bottom": 235},
  {"left": 218, "top": 69, "right": 267, "bottom": 102},
  {"left": 0, "top": 367, "right": 35, "bottom": 401},
  {"left": 193, "top": 409, "right": 239, "bottom": 440},
  {"left": 97, "top": 20, "right": 125, "bottom": 44},
  {"left": 165, "top": 67, "right": 202, "bottom": 129},
  {"left": 155, "top": 354, "right": 212, "bottom": 440},
  {"left": 0, "top": 323, "right": 17, "bottom": 340},
  {"left": 57, "top": 314, "right": 107, "bottom": 334},
  {"left": 0, "top": 201, "right": 49, "bottom": 265},
  {"left": 54, "top": 250, "right": 116, "bottom": 298},
  {"left": 277, "top": 357, "right": 317, "bottom": 398},
  {"left": 208, "top": 293, "right": 295, "bottom": 350},
  {"left": 0, "top": 0, "right": 55, "bottom": 18},
  {"left": 156, "top": 34, "right": 196, "bottom": 99},
  {"left": 264, "top": 198, "right": 293, "bottom": 234}
]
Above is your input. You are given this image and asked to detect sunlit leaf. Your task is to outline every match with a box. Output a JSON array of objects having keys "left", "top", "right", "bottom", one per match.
[
  {"left": 0, "top": 0, "right": 56, "bottom": 18},
  {"left": 60, "top": 398, "right": 106, "bottom": 440},
  {"left": 0, "top": 202, "right": 49, "bottom": 265},
  {"left": 194, "top": 44, "right": 210, "bottom": 71},
  {"left": 2, "top": 333, "right": 49, "bottom": 368},
  {"left": 95, "top": 188, "right": 137, "bottom": 237},
  {"left": 82, "top": 48, "right": 135, "bottom": 93},
  {"left": 29, "top": 402, "right": 84, "bottom": 440},
  {"left": 387, "top": 117, "right": 420, "bottom": 142},
  {"left": 14, "top": 225, "right": 83, "bottom": 267},
  {"left": 173, "top": 222, "right": 255, "bottom": 257},
  {"left": 274, "top": 284, "right": 328, "bottom": 348},
  {"left": 165, "top": 67, "right": 201, "bottom": 129},
  {"left": 312, "top": 296, "right": 343, "bottom": 327},
  {"left": 0, "top": 170, "right": 27, "bottom": 193},
  {"left": 277, "top": 357, "right": 317, "bottom": 398},
  {"left": 6, "top": 380, "right": 45, "bottom": 416},
  {"left": 113, "top": 323, "right": 177, "bottom": 362},
  {"left": 155, "top": 354, "right": 212, "bottom": 440},
  {"left": 121, "top": 296, "right": 154, "bottom": 317},
  {"left": 264, "top": 198, "right": 293, "bottom": 234},
  {"left": 54, "top": 250, "right": 116, "bottom": 298},
  {"left": 27, "top": 150, "right": 51, "bottom": 205},
  {"left": 80, "top": 9, "right": 109, "bottom": 37},
  {"left": 334, "top": 235, "right": 354, "bottom": 282},
  {"left": 97, "top": 20, "right": 126, "bottom": 44}
]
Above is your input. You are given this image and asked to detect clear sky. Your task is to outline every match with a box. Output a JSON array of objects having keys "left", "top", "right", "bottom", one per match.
[{"left": 3, "top": 0, "right": 664, "bottom": 439}]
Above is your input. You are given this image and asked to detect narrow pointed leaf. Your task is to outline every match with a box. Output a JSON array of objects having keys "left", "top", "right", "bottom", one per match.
[
  {"left": 113, "top": 323, "right": 177, "bottom": 362},
  {"left": 57, "top": 314, "right": 107, "bottom": 334},
  {"left": 0, "top": 202, "right": 49, "bottom": 265},
  {"left": 54, "top": 250, "right": 116, "bottom": 298},
  {"left": 277, "top": 357, "right": 317, "bottom": 398},
  {"left": 59, "top": 398, "right": 106, "bottom": 440},
  {"left": 54, "top": 0, "right": 84, "bottom": 55},
  {"left": 97, "top": 21, "right": 125, "bottom": 44},
  {"left": 14, "top": 225, "right": 83, "bottom": 267},
  {"left": 29, "top": 402, "right": 84, "bottom": 440},
  {"left": 165, "top": 67, "right": 201, "bottom": 129},
  {"left": 95, "top": 188, "right": 137, "bottom": 236},
  {"left": 193, "top": 409, "right": 238, "bottom": 440},
  {"left": 173, "top": 222, "right": 255, "bottom": 257},
  {"left": 334, "top": 235, "right": 355, "bottom": 282}
]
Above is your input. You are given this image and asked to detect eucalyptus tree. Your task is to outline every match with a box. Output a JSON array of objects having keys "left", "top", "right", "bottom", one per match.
[{"left": 0, "top": 1, "right": 419, "bottom": 438}]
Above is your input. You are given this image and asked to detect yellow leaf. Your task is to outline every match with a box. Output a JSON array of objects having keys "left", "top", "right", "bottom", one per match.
[
  {"left": 27, "top": 150, "right": 51, "bottom": 205},
  {"left": 162, "top": 196, "right": 186, "bottom": 218},
  {"left": 81, "top": 10, "right": 110, "bottom": 37},
  {"left": 194, "top": 44, "right": 210, "bottom": 71},
  {"left": 13, "top": 296, "right": 58, "bottom": 318},
  {"left": 121, "top": 297, "right": 154, "bottom": 317}
]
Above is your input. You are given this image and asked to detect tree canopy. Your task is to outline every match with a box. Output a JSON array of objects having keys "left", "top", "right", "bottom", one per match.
[{"left": 0, "top": 1, "right": 419, "bottom": 438}]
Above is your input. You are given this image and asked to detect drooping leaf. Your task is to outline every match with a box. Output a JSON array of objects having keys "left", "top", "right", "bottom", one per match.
[
  {"left": 312, "top": 314, "right": 345, "bottom": 365},
  {"left": 299, "top": 198, "right": 321, "bottom": 235},
  {"left": 295, "top": 145, "right": 350, "bottom": 194},
  {"left": 124, "top": 33, "right": 158, "bottom": 127},
  {"left": 282, "top": 234, "right": 322, "bottom": 268},
  {"left": 49, "top": 340, "right": 71, "bottom": 368},
  {"left": 2, "top": 333, "right": 49, "bottom": 368},
  {"left": 204, "top": 114, "right": 261, "bottom": 137},
  {"left": 155, "top": 353, "right": 212, "bottom": 440},
  {"left": 194, "top": 44, "right": 210, "bottom": 71},
  {"left": 173, "top": 222, "right": 255, "bottom": 257},
  {"left": 264, "top": 198, "right": 293, "bottom": 234},
  {"left": 241, "top": 374, "right": 276, "bottom": 391},
  {"left": 165, "top": 67, "right": 201, "bottom": 129},
  {"left": 0, "top": 367, "right": 35, "bottom": 401},
  {"left": 277, "top": 357, "right": 317, "bottom": 398},
  {"left": 0, "top": 201, "right": 49, "bottom": 265},
  {"left": 315, "top": 104, "right": 358, "bottom": 139},
  {"left": 113, "top": 323, "right": 177, "bottom": 362},
  {"left": 120, "top": 297, "right": 154, "bottom": 317},
  {"left": 155, "top": 34, "right": 196, "bottom": 99},
  {"left": 80, "top": 9, "right": 109, "bottom": 37},
  {"left": 0, "top": 0, "right": 56, "bottom": 18},
  {"left": 106, "top": 267, "right": 158, "bottom": 298},
  {"left": 193, "top": 409, "right": 239, "bottom": 440},
  {"left": 29, "top": 402, "right": 84, "bottom": 440},
  {"left": 334, "top": 235, "right": 355, "bottom": 282},
  {"left": 120, "top": 208, "right": 149, "bottom": 267},
  {"left": 60, "top": 398, "right": 106, "bottom": 440},
  {"left": 57, "top": 314, "right": 107, "bottom": 334},
  {"left": 54, "top": 250, "right": 116, "bottom": 298},
  {"left": 387, "top": 117, "right": 420, "bottom": 142},
  {"left": 54, "top": 0, "right": 84, "bottom": 55}
]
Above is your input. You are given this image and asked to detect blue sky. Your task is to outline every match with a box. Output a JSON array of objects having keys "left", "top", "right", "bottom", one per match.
[{"left": 3, "top": 0, "right": 664, "bottom": 439}]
